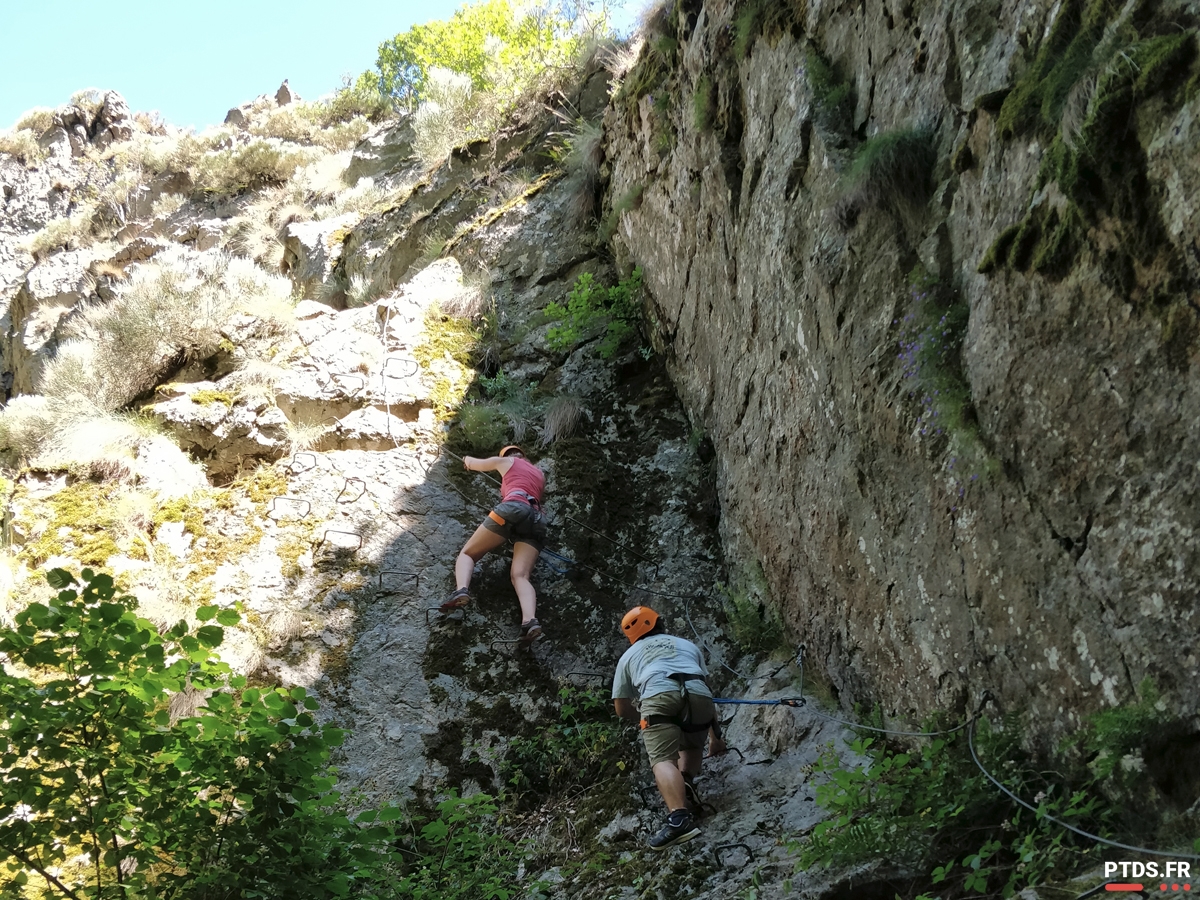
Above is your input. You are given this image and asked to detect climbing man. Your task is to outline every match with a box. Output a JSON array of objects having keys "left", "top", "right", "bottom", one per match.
[
  {"left": 612, "top": 606, "right": 726, "bottom": 849},
  {"left": 441, "top": 445, "right": 547, "bottom": 644}
]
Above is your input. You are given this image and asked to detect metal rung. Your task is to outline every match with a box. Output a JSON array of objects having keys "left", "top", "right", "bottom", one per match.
[
  {"left": 284, "top": 451, "right": 317, "bottom": 474},
  {"left": 377, "top": 570, "right": 419, "bottom": 594},
  {"left": 382, "top": 356, "right": 419, "bottom": 378},
  {"left": 315, "top": 530, "right": 362, "bottom": 551},
  {"left": 327, "top": 372, "right": 365, "bottom": 397},
  {"left": 713, "top": 843, "right": 753, "bottom": 867},
  {"left": 426, "top": 605, "right": 465, "bottom": 624},
  {"left": 269, "top": 496, "right": 311, "bottom": 519},
  {"left": 336, "top": 477, "right": 366, "bottom": 504},
  {"left": 489, "top": 635, "right": 547, "bottom": 651}
]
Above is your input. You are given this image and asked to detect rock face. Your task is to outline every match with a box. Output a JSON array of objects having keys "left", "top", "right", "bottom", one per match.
[{"left": 604, "top": 0, "right": 1200, "bottom": 739}]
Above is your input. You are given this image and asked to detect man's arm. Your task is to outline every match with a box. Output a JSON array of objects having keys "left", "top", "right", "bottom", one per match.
[
  {"left": 462, "top": 455, "right": 515, "bottom": 475},
  {"left": 613, "top": 697, "right": 639, "bottom": 722},
  {"left": 703, "top": 675, "right": 726, "bottom": 756}
]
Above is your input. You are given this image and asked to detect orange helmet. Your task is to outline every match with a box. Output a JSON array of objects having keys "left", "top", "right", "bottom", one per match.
[
  {"left": 621, "top": 606, "right": 659, "bottom": 644},
  {"left": 499, "top": 445, "right": 524, "bottom": 458}
]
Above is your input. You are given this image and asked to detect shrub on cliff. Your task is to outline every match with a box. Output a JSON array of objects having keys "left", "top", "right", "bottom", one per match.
[
  {"left": 835, "top": 127, "right": 935, "bottom": 227},
  {"left": 0, "top": 566, "right": 531, "bottom": 900},
  {"left": 545, "top": 268, "right": 644, "bottom": 359},
  {"left": 374, "top": 0, "right": 607, "bottom": 166}
]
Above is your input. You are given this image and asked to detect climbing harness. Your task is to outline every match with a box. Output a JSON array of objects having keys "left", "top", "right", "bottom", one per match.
[{"left": 639, "top": 673, "right": 719, "bottom": 735}]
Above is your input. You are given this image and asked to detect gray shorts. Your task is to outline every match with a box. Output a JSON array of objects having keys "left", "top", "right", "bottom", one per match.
[{"left": 482, "top": 500, "right": 547, "bottom": 551}]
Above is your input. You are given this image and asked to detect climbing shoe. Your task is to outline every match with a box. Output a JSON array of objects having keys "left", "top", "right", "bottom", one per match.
[
  {"left": 518, "top": 617, "right": 543, "bottom": 645},
  {"left": 439, "top": 588, "right": 470, "bottom": 612},
  {"left": 648, "top": 809, "right": 700, "bottom": 850}
]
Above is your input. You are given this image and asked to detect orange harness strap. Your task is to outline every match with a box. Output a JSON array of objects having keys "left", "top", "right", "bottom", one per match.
[{"left": 488, "top": 511, "right": 506, "bottom": 526}]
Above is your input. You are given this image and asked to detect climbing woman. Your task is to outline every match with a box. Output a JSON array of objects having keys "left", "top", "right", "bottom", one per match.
[{"left": 441, "top": 445, "right": 547, "bottom": 643}]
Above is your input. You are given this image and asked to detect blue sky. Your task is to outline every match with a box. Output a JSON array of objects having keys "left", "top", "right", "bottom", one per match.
[{"left": 1, "top": 1, "right": 637, "bottom": 132}]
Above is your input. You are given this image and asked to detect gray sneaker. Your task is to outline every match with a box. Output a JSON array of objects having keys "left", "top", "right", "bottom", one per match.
[{"left": 648, "top": 810, "right": 700, "bottom": 850}]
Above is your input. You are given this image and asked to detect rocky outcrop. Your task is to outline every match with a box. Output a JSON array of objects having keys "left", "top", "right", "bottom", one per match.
[
  {"left": 344, "top": 119, "right": 422, "bottom": 185},
  {"left": 604, "top": 0, "right": 1200, "bottom": 740}
]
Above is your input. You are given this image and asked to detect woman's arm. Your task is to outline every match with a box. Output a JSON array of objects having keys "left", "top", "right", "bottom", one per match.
[{"left": 463, "top": 455, "right": 516, "bottom": 474}]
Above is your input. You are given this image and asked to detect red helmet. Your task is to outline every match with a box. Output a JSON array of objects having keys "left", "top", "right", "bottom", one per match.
[
  {"left": 621, "top": 606, "right": 659, "bottom": 644},
  {"left": 499, "top": 445, "right": 524, "bottom": 458}
]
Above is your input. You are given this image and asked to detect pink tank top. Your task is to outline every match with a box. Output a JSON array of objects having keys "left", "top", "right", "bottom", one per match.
[{"left": 501, "top": 458, "right": 545, "bottom": 506}]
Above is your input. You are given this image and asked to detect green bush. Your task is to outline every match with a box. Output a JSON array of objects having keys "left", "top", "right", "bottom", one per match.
[
  {"left": 805, "top": 49, "right": 854, "bottom": 139},
  {"left": 837, "top": 128, "right": 935, "bottom": 222},
  {"left": 395, "top": 792, "right": 524, "bottom": 899},
  {"left": 799, "top": 720, "right": 1105, "bottom": 898},
  {"left": 0, "top": 568, "right": 406, "bottom": 899},
  {"left": 0, "top": 128, "right": 47, "bottom": 165},
  {"left": 598, "top": 184, "right": 643, "bottom": 241},
  {"left": 374, "top": 0, "right": 584, "bottom": 108},
  {"left": 501, "top": 686, "right": 634, "bottom": 809},
  {"left": 544, "top": 268, "right": 643, "bottom": 359},
  {"left": 799, "top": 699, "right": 1200, "bottom": 899},
  {"left": 455, "top": 401, "right": 512, "bottom": 453},
  {"left": 719, "top": 580, "right": 786, "bottom": 657}
]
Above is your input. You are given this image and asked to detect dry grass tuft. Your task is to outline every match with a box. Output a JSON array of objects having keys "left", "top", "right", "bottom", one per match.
[
  {"left": 0, "top": 129, "right": 46, "bottom": 165},
  {"left": 38, "top": 247, "right": 294, "bottom": 419},
  {"left": 14, "top": 107, "right": 55, "bottom": 135},
  {"left": 540, "top": 395, "right": 587, "bottom": 445}
]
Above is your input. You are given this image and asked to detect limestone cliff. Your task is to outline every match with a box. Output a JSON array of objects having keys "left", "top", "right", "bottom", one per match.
[{"left": 603, "top": 0, "right": 1200, "bottom": 743}]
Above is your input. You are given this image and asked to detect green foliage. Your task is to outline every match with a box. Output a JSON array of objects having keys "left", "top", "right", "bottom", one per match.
[
  {"left": 598, "top": 184, "right": 644, "bottom": 241},
  {"left": 896, "top": 267, "right": 996, "bottom": 484},
  {"left": 718, "top": 580, "right": 786, "bottom": 658},
  {"left": 314, "top": 72, "right": 394, "bottom": 125},
  {"left": 799, "top": 721, "right": 1106, "bottom": 899},
  {"left": 982, "top": 0, "right": 1197, "bottom": 277},
  {"left": 731, "top": 0, "right": 804, "bottom": 61},
  {"left": 805, "top": 49, "right": 854, "bottom": 139},
  {"left": 0, "top": 128, "right": 46, "bottom": 166},
  {"left": 455, "top": 402, "right": 512, "bottom": 453},
  {"left": 692, "top": 75, "right": 715, "bottom": 131},
  {"left": 996, "top": 0, "right": 1115, "bottom": 140},
  {"left": 0, "top": 568, "right": 406, "bottom": 899},
  {"left": 374, "top": 0, "right": 590, "bottom": 120},
  {"left": 24, "top": 205, "right": 97, "bottom": 259},
  {"left": 837, "top": 128, "right": 935, "bottom": 222},
  {"left": 734, "top": 0, "right": 768, "bottom": 59},
  {"left": 1067, "top": 678, "right": 1162, "bottom": 783},
  {"left": 544, "top": 268, "right": 644, "bottom": 359},
  {"left": 191, "top": 138, "right": 321, "bottom": 194},
  {"left": 501, "top": 686, "right": 633, "bottom": 809},
  {"left": 396, "top": 792, "right": 523, "bottom": 899}
]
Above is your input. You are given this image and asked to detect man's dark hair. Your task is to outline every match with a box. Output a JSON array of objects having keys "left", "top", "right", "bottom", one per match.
[{"left": 639, "top": 621, "right": 666, "bottom": 640}]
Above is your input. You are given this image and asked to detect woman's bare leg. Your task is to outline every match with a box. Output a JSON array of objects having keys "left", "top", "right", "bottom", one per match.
[
  {"left": 455, "top": 524, "right": 506, "bottom": 591},
  {"left": 510, "top": 541, "right": 540, "bottom": 622}
]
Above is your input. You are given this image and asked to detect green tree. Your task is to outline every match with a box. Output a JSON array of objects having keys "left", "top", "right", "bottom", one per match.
[
  {"left": 0, "top": 568, "right": 403, "bottom": 899},
  {"left": 374, "top": 0, "right": 600, "bottom": 108}
]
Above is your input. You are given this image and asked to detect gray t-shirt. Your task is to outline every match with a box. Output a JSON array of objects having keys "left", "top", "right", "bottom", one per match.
[{"left": 612, "top": 634, "right": 711, "bottom": 703}]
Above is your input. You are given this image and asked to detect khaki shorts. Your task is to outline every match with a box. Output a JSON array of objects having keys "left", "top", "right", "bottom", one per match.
[{"left": 639, "top": 690, "right": 715, "bottom": 767}]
